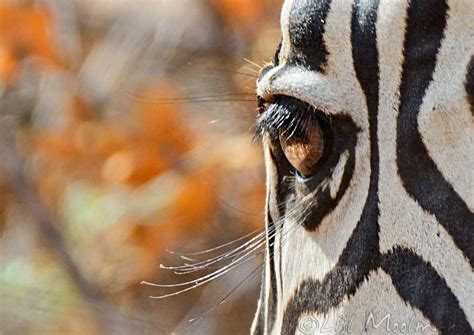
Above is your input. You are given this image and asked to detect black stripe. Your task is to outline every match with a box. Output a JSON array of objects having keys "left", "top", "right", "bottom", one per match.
[
  {"left": 338, "top": 0, "right": 382, "bottom": 271},
  {"left": 281, "top": 1, "right": 381, "bottom": 332},
  {"left": 288, "top": 0, "right": 332, "bottom": 71},
  {"left": 465, "top": 56, "right": 474, "bottom": 115},
  {"left": 349, "top": 0, "right": 381, "bottom": 272},
  {"left": 396, "top": 0, "right": 474, "bottom": 266},
  {"left": 382, "top": 247, "right": 472, "bottom": 334},
  {"left": 282, "top": 267, "right": 364, "bottom": 334}
]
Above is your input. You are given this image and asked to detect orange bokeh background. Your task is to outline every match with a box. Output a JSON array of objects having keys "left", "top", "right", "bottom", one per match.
[{"left": 0, "top": 1, "right": 282, "bottom": 334}]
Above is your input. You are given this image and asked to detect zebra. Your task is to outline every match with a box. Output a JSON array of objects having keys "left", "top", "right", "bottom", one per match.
[{"left": 252, "top": 0, "right": 473, "bottom": 334}]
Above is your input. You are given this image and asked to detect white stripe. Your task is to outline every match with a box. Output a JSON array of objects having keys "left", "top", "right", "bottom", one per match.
[
  {"left": 329, "top": 150, "right": 349, "bottom": 199},
  {"left": 279, "top": 0, "right": 296, "bottom": 64}
]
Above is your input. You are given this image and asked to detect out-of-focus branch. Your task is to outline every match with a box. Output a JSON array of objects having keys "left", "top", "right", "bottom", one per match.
[
  {"left": 0, "top": 116, "right": 111, "bottom": 333},
  {"left": 5, "top": 154, "right": 104, "bottom": 302},
  {"left": 0, "top": 112, "right": 166, "bottom": 334}
]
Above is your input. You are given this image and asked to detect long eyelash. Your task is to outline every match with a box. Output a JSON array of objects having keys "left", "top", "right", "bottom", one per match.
[
  {"left": 123, "top": 90, "right": 257, "bottom": 105},
  {"left": 254, "top": 96, "right": 315, "bottom": 141}
]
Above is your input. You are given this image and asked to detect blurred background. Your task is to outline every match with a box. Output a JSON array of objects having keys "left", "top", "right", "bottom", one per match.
[{"left": 0, "top": 0, "right": 282, "bottom": 334}]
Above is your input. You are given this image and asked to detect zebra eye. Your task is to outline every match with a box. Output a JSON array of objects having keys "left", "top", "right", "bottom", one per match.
[
  {"left": 279, "top": 120, "right": 324, "bottom": 177},
  {"left": 256, "top": 95, "right": 332, "bottom": 177}
]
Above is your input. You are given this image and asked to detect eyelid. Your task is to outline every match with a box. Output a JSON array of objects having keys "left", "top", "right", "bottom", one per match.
[{"left": 256, "top": 65, "right": 341, "bottom": 120}]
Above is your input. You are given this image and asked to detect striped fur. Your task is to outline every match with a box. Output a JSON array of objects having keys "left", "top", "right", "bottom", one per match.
[{"left": 253, "top": 0, "right": 473, "bottom": 334}]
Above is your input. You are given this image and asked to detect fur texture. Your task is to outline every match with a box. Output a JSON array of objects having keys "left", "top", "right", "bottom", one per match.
[{"left": 253, "top": 0, "right": 474, "bottom": 334}]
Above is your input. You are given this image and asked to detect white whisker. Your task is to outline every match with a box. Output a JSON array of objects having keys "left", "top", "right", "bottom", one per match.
[{"left": 243, "top": 57, "right": 264, "bottom": 70}]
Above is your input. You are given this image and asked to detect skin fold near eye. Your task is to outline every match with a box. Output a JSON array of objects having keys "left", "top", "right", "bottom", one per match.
[{"left": 279, "top": 120, "right": 324, "bottom": 176}]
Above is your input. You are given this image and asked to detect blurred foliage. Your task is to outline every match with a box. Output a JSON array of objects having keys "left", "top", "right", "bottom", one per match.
[{"left": 0, "top": 0, "right": 281, "bottom": 334}]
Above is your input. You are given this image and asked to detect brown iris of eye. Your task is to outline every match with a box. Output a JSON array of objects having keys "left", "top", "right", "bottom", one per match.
[{"left": 279, "top": 121, "right": 324, "bottom": 176}]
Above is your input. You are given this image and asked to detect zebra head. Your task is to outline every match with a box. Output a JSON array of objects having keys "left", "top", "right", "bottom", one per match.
[{"left": 253, "top": 0, "right": 473, "bottom": 334}]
